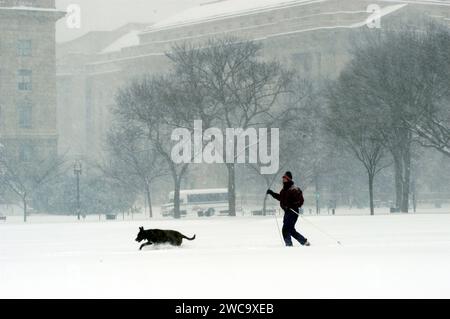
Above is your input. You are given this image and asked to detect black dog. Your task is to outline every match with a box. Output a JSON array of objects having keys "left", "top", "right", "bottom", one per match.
[{"left": 135, "top": 227, "right": 196, "bottom": 250}]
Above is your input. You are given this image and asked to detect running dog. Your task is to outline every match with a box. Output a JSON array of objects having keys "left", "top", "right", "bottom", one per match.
[{"left": 135, "top": 227, "right": 196, "bottom": 250}]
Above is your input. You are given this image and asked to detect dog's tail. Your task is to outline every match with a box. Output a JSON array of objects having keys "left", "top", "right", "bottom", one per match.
[{"left": 183, "top": 234, "right": 196, "bottom": 241}]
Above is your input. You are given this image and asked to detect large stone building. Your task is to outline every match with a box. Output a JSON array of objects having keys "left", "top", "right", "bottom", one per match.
[
  {"left": 56, "top": 0, "right": 450, "bottom": 160},
  {"left": 0, "top": 0, "right": 64, "bottom": 160},
  {"left": 56, "top": 22, "right": 149, "bottom": 158}
]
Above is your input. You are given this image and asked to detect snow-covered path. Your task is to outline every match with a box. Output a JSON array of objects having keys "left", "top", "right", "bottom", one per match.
[{"left": 1, "top": 214, "right": 449, "bottom": 298}]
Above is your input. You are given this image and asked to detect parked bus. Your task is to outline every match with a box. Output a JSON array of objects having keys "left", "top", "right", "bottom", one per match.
[{"left": 161, "top": 188, "right": 229, "bottom": 217}]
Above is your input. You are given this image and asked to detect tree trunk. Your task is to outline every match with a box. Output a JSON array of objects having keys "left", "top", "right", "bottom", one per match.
[
  {"left": 263, "top": 193, "right": 268, "bottom": 216},
  {"left": 393, "top": 156, "right": 403, "bottom": 210},
  {"left": 23, "top": 196, "right": 27, "bottom": 223},
  {"left": 400, "top": 147, "right": 411, "bottom": 213},
  {"left": 145, "top": 184, "right": 153, "bottom": 218},
  {"left": 392, "top": 132, "right": 413, "bottom": 213},
  {"left": 412, "top": 177, "right": 417, "bottom": 213},
  {"left": 173, "top": 176, "right": 182, "bottom": 219},
  {"left": 368, "top": 173, "right": 375, "bottom": 216},
  {"left": 314, "top": 173, "right": 320, "bottom": 215},
  {"left": 227, "top": 164, "right": 236, "bottom": 216}
]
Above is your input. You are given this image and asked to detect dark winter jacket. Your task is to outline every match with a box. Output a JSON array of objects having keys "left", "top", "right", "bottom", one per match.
[{"left": 268, "top": 181, "right": 304, "bottom": 211}]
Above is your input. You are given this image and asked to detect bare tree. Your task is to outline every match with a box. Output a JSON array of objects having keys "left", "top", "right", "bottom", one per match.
[
  {"left": 103, "top": 123, "right": 167, "bottom": 218},
  {"left": 406, "top": 22, "right": 450, "bottom": 157},
  {"left": 114, "top": 68, "right": 219, "bottom": 219},
  {"left": 113, "top": 76, "right": 190, "bottom": 219},
  {"left": 168, "top": 37, "right": 293, "bottom": 216},
  {"left": 410, "top": 110, "right": 450, "bottom": 157},
  {"left": 403, "top": 22, "right": 450, "bottom": 157},
  {"left": 327, "top": 75, "right": 391, "bottom": 214},
  {"left": 0, "top": 144, "right": 66, "bottom": 222},
  {"left": 291, "top": 80, "right": 335, "bottom": 214},
  {"left": 245, "top": 78, "right": 316, "bottom": 215},
  {"left": 343, "top": 20, "right": 449, "bottom": 212}
]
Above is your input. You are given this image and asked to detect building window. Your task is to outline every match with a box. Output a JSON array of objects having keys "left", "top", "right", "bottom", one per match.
[
  {"left": 18, "top": 69, "right": 32, "bottom": 91},
  {"left": 18, "top": 102, "right": 32, "bottom": 128},
  {"left": 19, "top": 144, "right": 34, "bottom": 162},
  {"left": 18, "top": 40, "right": 32, "bottom": 57}
]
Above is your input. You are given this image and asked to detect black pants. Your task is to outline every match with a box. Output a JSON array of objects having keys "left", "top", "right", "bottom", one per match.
[{"left": 282, "top": 208, "right": 307, "bottom": 246}]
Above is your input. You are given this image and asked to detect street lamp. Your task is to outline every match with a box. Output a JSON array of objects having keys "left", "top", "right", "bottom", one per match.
[{"left": 74, "top": 160, "right": 82, "bottom": 220}]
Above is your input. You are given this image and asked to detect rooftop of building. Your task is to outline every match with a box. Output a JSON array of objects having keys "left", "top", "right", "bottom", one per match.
[
  {"left": 142, "top": 0, "right": 450, "bottom": 33},
  {"left": 0, "top": 0, "right": 56, "bottom": 9},
  {"left": 143, "top": 0, "right": 324, "bottom": 33},
  {"left": 56, "top": 23, "right": 150, "bottom": 57},
  {"left": 55, "top": 0, "right": 450, "bottom": 68}
]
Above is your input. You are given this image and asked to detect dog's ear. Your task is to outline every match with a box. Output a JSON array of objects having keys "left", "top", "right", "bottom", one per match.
[{"left": 139, "top": 226, "right": 144, "bottom": 231}]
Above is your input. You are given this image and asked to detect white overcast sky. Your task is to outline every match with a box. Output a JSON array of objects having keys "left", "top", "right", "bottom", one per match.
[{"left": 55, "top": 0, "right": 206, "bottom": 43}]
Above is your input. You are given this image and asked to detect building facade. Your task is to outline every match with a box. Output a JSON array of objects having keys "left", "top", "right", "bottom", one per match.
[
  {"left": 0, "top": 0, "right": 64, "bottom": 160},
  {"left": 56, "top": 0, "right": 450, "bottom": 161}
]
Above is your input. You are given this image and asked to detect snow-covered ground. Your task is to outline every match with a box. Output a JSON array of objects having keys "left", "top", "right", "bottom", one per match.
[{"left": 1, "top": 213, "right": 450, "bottom": 298}]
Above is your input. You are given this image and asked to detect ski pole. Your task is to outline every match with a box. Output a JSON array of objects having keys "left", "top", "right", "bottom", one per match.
[
  {"left": 273, "top": 208, "right": 284, "bottom": 246},
  {"left": 289, "top": 208, "right": 342, "bottom": 246}
]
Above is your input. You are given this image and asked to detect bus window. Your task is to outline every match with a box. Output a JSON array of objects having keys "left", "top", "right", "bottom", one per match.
[
  {"left": 187, "top": 193, "right": 228, "bottom": 203},
  {"left": 169, "top": 198, "right": 184, "bottom": 204}
]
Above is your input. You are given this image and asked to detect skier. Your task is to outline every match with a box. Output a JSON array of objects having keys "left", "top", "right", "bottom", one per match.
[{"left": 267, "top": 171, "right": 310, "bottom": 247}]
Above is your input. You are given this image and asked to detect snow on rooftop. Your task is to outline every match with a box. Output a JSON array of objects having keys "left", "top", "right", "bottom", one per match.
[
  {"left": 362, "top": 3, "right": 407, "bottom": 26},
  {"left": 0, "top": 5, "right": 62, "bottom": 12},
  {"left": 380, "top": 0, "right": 450, "bottom": 6},
  {"left": 144, "top": 0, "right": 327, "bottom": 32},
  {"left": 101, "top": 30, "right": 141, "bottom": 54},
  {"left": 142, "top": 0, "right": 450, "bottom": 34},
  {"left": 253, "top": 4, "right": 407, "bottom": 40}
]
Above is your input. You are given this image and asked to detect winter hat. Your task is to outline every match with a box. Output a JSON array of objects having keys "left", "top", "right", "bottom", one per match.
[{"left": 283, "top": 171, "right": 293, "bottom": 180}]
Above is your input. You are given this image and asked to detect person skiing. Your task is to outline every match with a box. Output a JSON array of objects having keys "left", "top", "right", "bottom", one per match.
[{"left": 267, "top": 171, "right": 310, "bottom": 247}]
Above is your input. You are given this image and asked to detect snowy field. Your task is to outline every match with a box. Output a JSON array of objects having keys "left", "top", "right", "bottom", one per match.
[{"left": 1, "top": 212, "right": 450, "bottom": 299}]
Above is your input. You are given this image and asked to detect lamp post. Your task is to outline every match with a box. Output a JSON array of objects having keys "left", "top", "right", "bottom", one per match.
[{"left": 74, "top": 160, "right": 82, "bottom": 220}]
